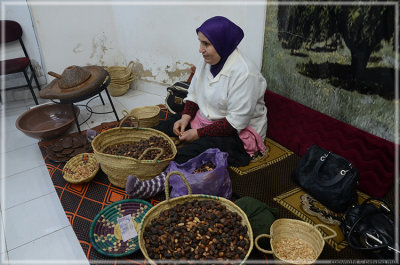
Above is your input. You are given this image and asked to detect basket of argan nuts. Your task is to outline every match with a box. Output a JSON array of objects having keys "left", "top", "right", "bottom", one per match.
[
  {"left": 138, "top": 171, "right": 254, "bottom": 265},
  {"left": 255, "top": 218, "right": 337, "bottom": 264},
  {"left": 63, "top": 153, "right": 99, "bottom": 184},
  {"left": 91, "top": 114, "right": 177, "bottom": 188}
]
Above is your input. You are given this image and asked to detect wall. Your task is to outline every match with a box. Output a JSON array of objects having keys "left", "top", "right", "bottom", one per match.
[{"left": 26, "top": 0, "right": 267, "bottom": 87}]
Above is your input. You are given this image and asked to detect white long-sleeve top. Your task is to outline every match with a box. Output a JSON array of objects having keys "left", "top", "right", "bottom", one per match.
[{"left": 185, "top": 49, "right": 268, "bottom": 139}]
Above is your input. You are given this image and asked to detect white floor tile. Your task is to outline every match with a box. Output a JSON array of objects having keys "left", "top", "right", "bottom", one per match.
[
  {"left": 8, "top": 226, "right": 88, "bottom": 265},
  {"left": 1, "top": 165, "right": 55, "bottom": 210},
  {"left": 0, "top": 211, "right": 7, "bottom": 254},
  {"left": 3, "top": 130, "right": 39, "bottom": 153},
  {"left": 3, "top": 145, "right": 45, "bottom": 178},
  {"left": 4, "top": 192, "right": 70, "bottom": 250}
]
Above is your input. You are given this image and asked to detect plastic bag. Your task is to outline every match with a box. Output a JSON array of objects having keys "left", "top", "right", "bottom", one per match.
[{"left": 165, "top": 148, "right": 232, "bottom": 199}]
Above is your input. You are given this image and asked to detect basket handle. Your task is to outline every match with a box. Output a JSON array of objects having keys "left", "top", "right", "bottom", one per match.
[
  {"left": 165, "top": 171, "right": 192, "bottom": 200},
  {"left": 119, "top": 112, "right": 141, "bottom": 128},
  {"left": 127, "top": 61, "right": 135, "bottom": 71},
  {"left": 138, "top": 147, "right": 164, "bottom": 161},
  {"left": 254, "top": 234, "right": 274, "bottom": 254},
  {"left": 314, "top": 224, "right": 337, "bottom": 240}
]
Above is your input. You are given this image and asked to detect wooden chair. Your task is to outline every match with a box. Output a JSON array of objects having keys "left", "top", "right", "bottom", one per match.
[{"left": 0, "top": 20, "right": 41, "bottom": 105}]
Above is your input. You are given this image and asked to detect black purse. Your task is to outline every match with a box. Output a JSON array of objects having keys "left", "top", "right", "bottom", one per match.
[
  {"left": 340, "top": 197, "right": 397, "bottom": 259},
  {"left": 292, "top": 144, "right": 359, "bottom": 213},
  {"left": 165, "top": 81, "right": 189, "bottom": 114}
]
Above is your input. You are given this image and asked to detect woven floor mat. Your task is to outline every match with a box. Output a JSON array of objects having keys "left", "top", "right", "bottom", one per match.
[{"left": 229, "top": 137, "right": 293, "bottom": 175}]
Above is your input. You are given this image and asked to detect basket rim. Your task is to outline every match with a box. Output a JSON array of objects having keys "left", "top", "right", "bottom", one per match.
[
  {"left": 89, "top": 198, "right": 153, "bottom": 257},
  {"left": 91, "top": 127, "right": 177, "bottom": 162},
  {"left": 138, "top": 194, "right": 254, "bottom": 265},
  {"left": 62, "top": 153, "right": 99, "bottom": 184}
]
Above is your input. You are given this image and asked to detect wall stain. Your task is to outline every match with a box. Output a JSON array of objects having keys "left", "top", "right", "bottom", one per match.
[
  {"left": 132, "top": 61, "right": 155, "bottom": 79},
  {"left": 165, "top": 62, "right": 194, "bottom": 80},
  {"left": 73, "top": 43, "right": 83, "bottom": 53},
  {"left": 89, "top": 33, "right": 109, "bottom": 66}
]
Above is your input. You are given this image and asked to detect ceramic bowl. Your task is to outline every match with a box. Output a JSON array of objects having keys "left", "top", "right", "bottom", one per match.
[{"left": 15, "top": 103, "right": 80, "bottom": 140}]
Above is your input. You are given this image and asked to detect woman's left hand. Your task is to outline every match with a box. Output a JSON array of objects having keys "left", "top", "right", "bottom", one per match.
[{"left": 179, "top": 129, "right": 199, "bottom": 143}]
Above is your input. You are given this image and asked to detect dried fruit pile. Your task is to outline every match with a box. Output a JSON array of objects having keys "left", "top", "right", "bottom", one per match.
[
  {"left": 192, "top": 162, "right": 216, "bottom": 174},
  {"left": 143, "top": 199, "right": 250, "bottom": 263},
  {"left": 103, "top": 136, "right": 173, "bottom": 160}
]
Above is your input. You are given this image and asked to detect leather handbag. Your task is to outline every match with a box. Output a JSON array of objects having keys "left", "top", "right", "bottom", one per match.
[
  {"left": 340, "top": 198, "right": 397, "bottom": 259},
  {"left": 292, "top": 144, "right": 359, "bottom": 213}
]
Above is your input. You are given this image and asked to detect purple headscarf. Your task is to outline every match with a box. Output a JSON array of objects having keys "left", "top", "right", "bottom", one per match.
[{"left": 196, "top": 16, "right": 244, "bottom": 77}]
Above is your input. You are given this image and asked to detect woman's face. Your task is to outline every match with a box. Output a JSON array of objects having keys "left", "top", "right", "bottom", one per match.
[{"left": 198, "top": 31, "right": 221, "bottom": 65}]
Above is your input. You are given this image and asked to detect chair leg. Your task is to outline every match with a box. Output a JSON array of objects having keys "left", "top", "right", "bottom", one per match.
[
  {"left": 29, "top": 63, "right": 41, "bottom": 91},
  {"left": 23, "top": 70, "right": 39, "bottom": 105}
]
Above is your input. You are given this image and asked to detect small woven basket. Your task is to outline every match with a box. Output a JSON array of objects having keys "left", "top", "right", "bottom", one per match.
[
  {"left": 89, "top": 199, "right": 153, "bottom": 257},
  {"left": 255, "top": 219, "right": 337, "bottom": 265},
  {"left": 91, "top": 117, "right": 177, "bottom": 188},
  {"left": 62, "top": 153, "right": 99, "bottom": 184},
  {"left": 121, "top": 105, "right": 160, "bottom": 128},
  {"left": 105, "top": 61, "right": 136, "bottom": 97},
  {"left": 138, "top": 171, "right": 254, "bottom": 265}
]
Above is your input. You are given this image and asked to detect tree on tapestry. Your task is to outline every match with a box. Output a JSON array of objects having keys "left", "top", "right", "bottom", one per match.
[{"left": 277, "top": 2, "right": 395, "bottom": 100}]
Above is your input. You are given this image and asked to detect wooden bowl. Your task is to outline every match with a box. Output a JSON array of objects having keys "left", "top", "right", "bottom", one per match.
[{"left": 15, "top": 103, "right": 79, "bottom": 140}]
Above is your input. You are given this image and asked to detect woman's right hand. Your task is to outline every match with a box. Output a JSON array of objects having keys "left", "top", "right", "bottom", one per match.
[{"left": 173, "top": 114, "right": 191, "bottom": 136}]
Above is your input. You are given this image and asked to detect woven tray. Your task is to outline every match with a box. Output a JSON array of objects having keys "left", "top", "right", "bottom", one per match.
[
  {"left": 62, "top": 153, "right": 99, "bottom": 184},
  {"left": 138, "top": 171, "right": 254, "bottom": 265},
  {"left": 89, "top": 199, "right": 153, "bottom": 257}
]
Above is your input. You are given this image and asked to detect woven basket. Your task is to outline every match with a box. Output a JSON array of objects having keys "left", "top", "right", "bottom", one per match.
[
  {"left": 255, "top": 219, "right": 336, "bottom": 264},
  {"left": 105, "top": 61, "right": 136, "bottom": 96},
  {"left": 62, "top": 153, "right": 99, "bottom": 184},
  {"left": 91, "top": 119, "right": 177, "bottom": 188},
  {"left": 121, "top": 105, "right": 160, "bottom": 128},
  {"left": 89, "top": 199, "right": 153, "bottom": 257},
  {"left": 138, "top": 171, "right": 254, "bottom": 265}
]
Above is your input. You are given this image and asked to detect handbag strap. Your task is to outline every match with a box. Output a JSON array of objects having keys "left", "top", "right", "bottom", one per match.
[
  {"left": 312, "top": 152, "right": 353, "bottom": 187},
  {"left": 346, "top": 197, "right": 393, "bottom": 251}
]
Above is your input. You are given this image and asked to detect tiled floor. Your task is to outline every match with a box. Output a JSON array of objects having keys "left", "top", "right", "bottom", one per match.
[{"left": 0, "top": 81, "right": 168, "bottom": 265}]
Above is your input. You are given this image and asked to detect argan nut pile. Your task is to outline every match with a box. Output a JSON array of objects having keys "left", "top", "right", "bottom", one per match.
[
  {"left": 103, "top": 136, "right": 173, "bottom": 160},
  {"left": 192, "top": 162, "right": 216, "bottom": 174},
  {"left": 143, "top": 199, "right": 250, "bottom": 263}
]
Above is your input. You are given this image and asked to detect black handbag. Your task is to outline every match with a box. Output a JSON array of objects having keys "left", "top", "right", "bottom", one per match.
[
  {"left": 165, "top": 81, "right": 189, "bottom": 114},
  {"left": 292, "top": 144, "right": 359, "bottom": 213},
  {"left": 340, "top": 197, "right": 397, "bottom": 259}
]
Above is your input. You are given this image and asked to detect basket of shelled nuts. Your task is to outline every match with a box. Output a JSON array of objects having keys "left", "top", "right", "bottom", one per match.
[
  {"left": 138, "top": 171, "right": 254, "bottom": 265},
  {"left": 255, "top": 218, "right": 337, "bottom": 264},
  {"left": 63, "top": 153, "right": 99, "bottom": 184},
  {"left": 91, "top": 114, "right": 177, "bottom": 188}
]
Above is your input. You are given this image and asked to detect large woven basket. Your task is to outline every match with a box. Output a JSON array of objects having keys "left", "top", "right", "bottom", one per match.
[
  {"left": 105, "top": 61, "right": 136, "bottom": 97},
  {"left": 121, "top": 105, "right": 160, "bottom": 128},
  {"left": 255, "top": 219, "right": 336, "bottom": 264},
  {"left": 91, "top": 122, "right": 177, "bottom": 188},
  {"left": 138, "top": 171, "right": 254, "bottom": 265}
]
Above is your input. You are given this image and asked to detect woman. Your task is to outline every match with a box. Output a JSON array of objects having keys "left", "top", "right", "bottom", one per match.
[
  {"left": 158, "top": 16, "right": 268, "bottom": 167},
  {"left": 126, "top": 16, "right": 268, "bottom": 198}
]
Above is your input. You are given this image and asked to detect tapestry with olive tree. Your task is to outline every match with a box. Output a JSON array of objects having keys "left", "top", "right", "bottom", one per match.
[{"left": 262, "top": 1, "right": 396, "bottom": 142}]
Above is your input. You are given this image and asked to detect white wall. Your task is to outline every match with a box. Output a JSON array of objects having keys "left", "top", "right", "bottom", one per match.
[{"left": 27, "top": 0, "right": 266, "bottom": 88}]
